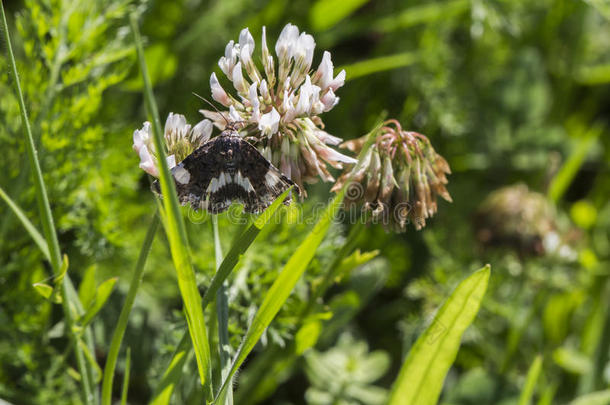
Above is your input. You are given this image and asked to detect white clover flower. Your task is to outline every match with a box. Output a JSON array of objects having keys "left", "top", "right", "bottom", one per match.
[
  {"left": 202, "top": 23, "right": 356, "bottom": 194},
  {"left": 133, "top": 113, "right": 212, "bottom": 178}
]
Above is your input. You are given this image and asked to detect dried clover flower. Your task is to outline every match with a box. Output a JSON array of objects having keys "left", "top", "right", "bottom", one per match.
[
  {"left": 133, "top": 112, "right": 212, "bottom": 177},
  {"left": 474, "top": 184, "right": 577, "bottom": 258},
  {"left": 331, "top": 119, "right": 452, "bottom": 232},
  {"left": 202, "top": 23, "right": 356, "bottom": 194}
]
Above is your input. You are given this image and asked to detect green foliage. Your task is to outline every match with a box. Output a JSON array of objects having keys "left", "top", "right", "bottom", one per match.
[{"left": 1, "top": 0, "right": 609, "bottom": 404}]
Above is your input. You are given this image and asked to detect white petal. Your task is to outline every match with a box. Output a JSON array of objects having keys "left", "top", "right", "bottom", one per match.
[
  {"left": 166, "top": 155, "right": 176, "bottom": 169},
  {"left": 229, "top": 105, "right": 242, "bottom": 123},
  {"left": 330, "top": 69, "right": 346, "bottom": 91},
  {"left": 259, "top": 79, "right": 270, "bottom": 101},
  {"left": 231, "top": 61, "right": 248, "bottom": 94},
  {"left": 210, "top": 72, "right": 231, "bottom": 107},
  {"left": 138, "top": 146, "right": 159, "bottom": 177},
  {"left": 239, "top": 28, "right": 255, "bottom": 55},
  {"left": 258, "top": 107, "right": 280, "bottom": 137},
  {"left": 191, "top": 119, "right": 213, "bottom": 145},
  {"left": 296, "top": 33, "right": 315, "bottom": 68},
  {"left": 133, "top": 121, "right": 151, "bottom": 152},
  {"left": 275, "top": 23, "right": 299, "bottom": 60},
  {"left": 314, "top": 51, "right": 334, "bottom": 89},
  {"left": 248, "top": 82, "right": 260, "bottom": 122},
  {"left": 321, "top": 88, "right": 339, "bottom": 111}
]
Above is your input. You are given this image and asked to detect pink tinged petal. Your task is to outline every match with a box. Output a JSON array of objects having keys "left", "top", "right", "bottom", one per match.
[
  {"left": 248, "top": 82, "right": 260, "bottom": 122},
  {"left": 321, "top": 88, "right": 339, "bottom": 111},
  {"left": 313, "top": 51, "right": 333, "bottom": 89},
  {"left": 133, "top": 121, "right": 152, "bottom": 152},
  {"left": 219, "top": 40, "right": 236, "bottom": 77},
  {"left": 282, "top": 89, "right": 296, "bottom": 123},
  {"left": 231, "top": 62, "right": 248, "bottom": 94},
  {"left": 239, "top": 28, "right": 255, "bottom": 55},
  {"left": 210, "top": 73, "right": 231, "bottom": 107},
  {"left": 138, "top": 146, "right": 159, "bottom": 177},
  {"left": 329, "top": 69, "right": 346, "bottom": 91},
  {"left": 258, "top": 107, "right": 280, "bottom": 137},
  {"left": 191, "top": 119, "right": 213, "bottom": 145}
]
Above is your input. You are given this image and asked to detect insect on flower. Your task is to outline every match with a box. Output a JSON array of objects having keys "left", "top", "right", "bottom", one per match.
[
  {"left": 133, "top": 112, "right": 297, "bottom": 214},
  {"left": 202, "top": 23, "right": 357, "bottom": 195}
]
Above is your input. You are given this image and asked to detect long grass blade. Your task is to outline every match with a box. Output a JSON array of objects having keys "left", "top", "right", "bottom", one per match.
[
  {"left": 340, "top": 52, "right": 418, "bottom": 81},
  {"left": 388, "top": 265, "right": 491, "bottom": 405},
  {"left": 150, "top": 190, "right": 290, "bottom": 404},
  {"left": 1, "top": 3, "right": 96, "bottom": 403},
  {"left": 129, "top": 13, "right": 213, "bottom": 398},
  {"left": 120, "top": 348, "right": 131, "bottom": 405},
  {"left": 0, "top": 185, "right": 50, "bottom": 261},
  {"left": 518, "top": 355, "right": 543, "bottom": 405},
  {"left": 215, "top": 189, "right": 346, "bottom": 402},
  {"left": 101, "top": 213, "right": 160, "bottom": 405}
]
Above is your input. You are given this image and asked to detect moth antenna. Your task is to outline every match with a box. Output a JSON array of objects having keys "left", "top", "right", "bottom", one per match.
[{"left": 192, "top": 92, "right": 231, "bottom": 127}]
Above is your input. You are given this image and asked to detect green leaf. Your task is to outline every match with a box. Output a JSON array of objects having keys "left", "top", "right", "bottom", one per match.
[
  {"left": 340, "top": 52, "right": 418, "bottom": 81},
  {"left": 309, "top": 0, "right": 370, "bottom": 31},
  {"left": 78, "top": 265, "right": 97, "bottom": 310},
  {"left": 372, "top": 0, "right": 469, "bottom": 32},
  {"left": 548, "top": 122, "right": 603, "bottom": 202},
  {"left": 130, "top": 13, "right": 212, "bottom": 399},
  {"left": 0, "top": 185, "right": 50, "bottom": 261},
  {"left": 121, "top": 347, "right": 131, "bottom": 405},
  {"left": 80, "top": 277, "right": 118, "bottom": 327},
  {"left": 518, "top": 355, "right": 543, "bottom": 405},
  {"left": 215, "top": 190, "right": 345, "bottom": 401},
  {"left": 33, "top": 283, "right": 54, "bottom": 300},
  {"left": 150, "top": 193, "right": 289, "bottom": 405},
  {"left": 54, "top": 254, "right": 69, "bottom": 285},
  {"left": 388, "top": 265, "right": 491, "bottom": 405},
  {"left": 569, "top": 390, "right": 610, "bottom": 405}
]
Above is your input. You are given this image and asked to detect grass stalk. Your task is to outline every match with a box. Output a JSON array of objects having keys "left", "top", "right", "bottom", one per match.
[
  {"left": 101, "top": 212, "right": 160, "bottom": 405},
  {"left": 212, "top": 216, "right": 233, "bottom": 404},
  {"left": 129, "top": 12, "right": 213, "bottom": 399},
  {"left": 1, "top": 2, "right": 95, "bottom": 403}
]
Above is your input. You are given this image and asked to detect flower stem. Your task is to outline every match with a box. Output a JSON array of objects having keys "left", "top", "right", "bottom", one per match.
[
  {"left": 212, "top": 215, "right": 234, "bottom": 404},
  {"left": 0, "top": 2, "right": 95, "bottom": 404}
]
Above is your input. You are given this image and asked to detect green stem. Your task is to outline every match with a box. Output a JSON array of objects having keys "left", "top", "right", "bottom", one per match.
[
  {"left": 129, "top": 12, "right": 213, "bottom": 400},
  {"left": 212, "top": 216, "right": 233, "bottom": 404},
  {"left": 0, "top": 3, "right": 95, "bottom": 404},
  {"left": 101, "top": 212, "right": 160, "bottom": 405}
]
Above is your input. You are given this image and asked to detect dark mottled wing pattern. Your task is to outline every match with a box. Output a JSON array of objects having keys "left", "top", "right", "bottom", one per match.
[{"left": 160, "top": 132, "right": 297, "bottom": 214}]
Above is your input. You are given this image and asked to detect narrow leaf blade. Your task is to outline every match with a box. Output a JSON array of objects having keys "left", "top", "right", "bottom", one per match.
[{"left": 388, "top": 265, "right": 491, "bottom": 405}]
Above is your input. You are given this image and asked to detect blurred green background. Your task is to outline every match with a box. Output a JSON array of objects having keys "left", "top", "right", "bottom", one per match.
[{"left": 1, "top": 0, "right": 609, "bottom": 403}]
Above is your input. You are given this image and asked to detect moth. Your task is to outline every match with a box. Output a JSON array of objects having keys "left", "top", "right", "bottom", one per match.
[{"left": 152, "top": 124, "right": 298, "bottom": 214}]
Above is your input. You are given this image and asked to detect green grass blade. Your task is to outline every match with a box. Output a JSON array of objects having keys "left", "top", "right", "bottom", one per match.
[
  {"left": 569, "top": 390, "right": 610, "bottom": 405},
  {"left": 372, "top": 0, "right": 469, "bottom": 32},
  {"left": 309, "top": 0, "right": 370, "bottom": 31},
  {"left": 1, "top": 3, "right": 95, "bottom": 403},
  {"left": 120, "top": 348, "right": 131, "bottom": 405},
  {"left": 101, "top": 213, "right": 159, "bottom": 405},
  {"left": 388, "top": 265, "right": 491, "bottom": 405},
  {"left": 0, "top": 185, "right": 50, "bottom": 261},
  {"left": 212, "top": 215, "right": 233, "bottom": 405},
  {"left": 202, "top": 189, "right": 291, "bottom": 309},
  {"left": 340, "top": 52, "right": 418, "bottom": 81},
  {"left": 150, "top": 334, "right": 191, "bottom": 405},
  {"left": 215, "top": 190, "right": 345, "bottom": 402},
  {"left": 519, "top": 355, "right": 543, "bottom": 405},
  {"left": 129, "top": 13, "right": 212, "bottom": 398},
  {"left": 151, "top": 191, "right": 290, "bottom": 404},
  {"left": 548, "top": 123, "right": 603, "bottom": 202}
]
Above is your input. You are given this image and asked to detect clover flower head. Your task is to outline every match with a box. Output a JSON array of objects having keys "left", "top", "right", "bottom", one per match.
[
  {"left": 202, "top": 23, "right": 355, "bottom": 194},
  {"left": 133, "top": 113, "right": 212, "bottom": 177},
  {"left": 332, "top": 119, "right": 452, "bottom": 232}
]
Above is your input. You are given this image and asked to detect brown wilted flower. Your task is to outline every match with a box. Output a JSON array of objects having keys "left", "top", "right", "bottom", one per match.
[
  {"left": 474, "top": 183, "right": 578, "bottom": 258},
  {"left": 202, "top": 23, "right": 356, "bottom": 195},
  {"left": 331, "top": 119, "right": 452, "bottom": 232}
]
